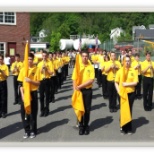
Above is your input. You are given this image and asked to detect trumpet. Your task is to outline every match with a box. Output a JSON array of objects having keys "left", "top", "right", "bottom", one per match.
[{"left": 42, "top": 59, "right": 46, "bottom": 79}]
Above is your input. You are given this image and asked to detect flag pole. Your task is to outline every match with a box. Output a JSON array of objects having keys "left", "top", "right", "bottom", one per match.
[
  {"left": 25, "top": 40, "right": 28, "bottom": 120},
  {"left": 23, "top": 40, "right": 31, "bottom": 120}
]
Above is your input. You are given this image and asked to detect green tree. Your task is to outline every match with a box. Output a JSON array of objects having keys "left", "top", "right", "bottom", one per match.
[
  {"left": 58, "top": 23, "right": 70, "bottom": 38},
  {"left": 49, "top": 31, "right": 61, "bottom": 52},
  {"left": 30, "top": 12, "right": 154, "bottom": 48},
  {"left": 30, "top": 13, "right": 50, "bottom": 36},
  {"left": 117, "top": 32, "right": 132, "bottom": 42}
]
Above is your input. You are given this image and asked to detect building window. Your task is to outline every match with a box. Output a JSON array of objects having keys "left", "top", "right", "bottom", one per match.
[
  {"left": 0, "top": 42, "right": 6, "bottom": 56},
  {"left": 0, "top": 12, "right": 16, "bottom": 25}
]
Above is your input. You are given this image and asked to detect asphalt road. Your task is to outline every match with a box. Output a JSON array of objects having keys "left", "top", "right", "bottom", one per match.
[{"left": 1, "top": 68, "right": 154, "bottom": 147}]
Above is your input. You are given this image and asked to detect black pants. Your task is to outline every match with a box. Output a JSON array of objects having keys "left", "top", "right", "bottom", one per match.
[
  {"left": 39, "top": 79, "right": 50, "bottom": 113},
  {"left": 94, "top": 68, "right": 98, "bottom": 79},
  {"left": 49, "top": 77, "right": 55, "bottom": 102},
  {"left": 65, "top": 64, "right": 69, "bottom": 76},
  {"left": 107, "top": 81, "right": 117, "bottom": 110},
  {"left": 79, "top": 88, "right": 92, "bottom": 129},
  {"left": 101, "top": 74, "right": 108, "bottom": 98},
  {"left": 97, "top": 69, "right": 102, "bottom": 86},
  {"left": 21, "top": 90, "right": 38, "bottom": 134},
  {"left": 57, "top": 71, "right": 62, "bottom": 89},
  {"left": 62, "top": 66, "right": 66, "bottom": 82},
  {"left": 7, "top": 64, "right": 10, "bottom": 71},
  {"left": 13, "top": 75, "right": 21, "bottom": 103},
  {"left": 0, "top": 80, "right": 8, "bottom": 114},
  {"left": 122, "top": 92, "right": 135, "bottom": 133},
  {"left": 52, "top": 73, "right": 58, "bottom": 93},
  {"left": 135, "top": 75, "right": 142, "bottom": 97},
  {"left": 143, "top": 76, "right": 153, "bottom": 110}
]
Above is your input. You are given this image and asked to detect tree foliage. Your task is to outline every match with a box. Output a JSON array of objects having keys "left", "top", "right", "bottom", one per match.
[
  {"left": 49, "top": 31, "right": 61, "bottom": 52},
  {"left": 30, "top": 12, "right": 154, "bottom": 48}
]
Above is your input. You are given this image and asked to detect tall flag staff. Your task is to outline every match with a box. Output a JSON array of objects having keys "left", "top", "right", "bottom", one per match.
[
  {"left": 78, "top": 35, "right": 82, "bottom": 52},
  {"left": 71, "top": 53, "right": 85, "bottom": 125},
  {"left": 72, "top": 35, "right": 84, "bottom": 127},
  {"left": 119, "top": 67, "right": 131, "bottom": 128},
  {"left": 95, "top": 35, "right": 98, "bottom": 52},
  {"left": 23, "top": 40, "right": 31, "bottom": 120}
]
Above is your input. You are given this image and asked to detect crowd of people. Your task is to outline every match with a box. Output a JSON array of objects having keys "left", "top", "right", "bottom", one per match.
[
  {"left": 72, "top": 49, "right": 154, "bottom": 136},
  {"left": 0, "top": 48, "right": 154, "bottom": 138},
  {"left": 0, "top": 50, "right": 70, "bottom": 138}
]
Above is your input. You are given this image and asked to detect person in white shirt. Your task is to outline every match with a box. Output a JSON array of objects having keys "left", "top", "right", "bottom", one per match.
[{"left": 4, "top": 53, "right": 11, "bottom": 71}]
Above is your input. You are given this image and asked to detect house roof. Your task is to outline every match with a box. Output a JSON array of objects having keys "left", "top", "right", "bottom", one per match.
[
  {"left": 132, "top": 25, "right": 146, "bottom": 33},
  {"left": 134, "top": 29, "right": 154, "bottom": 40}
]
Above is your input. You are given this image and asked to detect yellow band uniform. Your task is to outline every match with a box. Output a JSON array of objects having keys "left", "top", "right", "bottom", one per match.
[{"left": 0, "top": 64, "right": 9, "bottom": 81}]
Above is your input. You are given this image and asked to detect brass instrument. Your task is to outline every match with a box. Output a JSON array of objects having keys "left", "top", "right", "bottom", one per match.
[{"left": 43, "top": 59, "right": 46, "bottom": 79}]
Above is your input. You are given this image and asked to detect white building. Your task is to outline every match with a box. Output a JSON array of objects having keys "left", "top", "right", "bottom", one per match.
[
  {"left": 31, "top": 29, "right": 48, "bottom": 43},
  {"left": 110, "top": 27, "right": 125, "bottom": 44}
]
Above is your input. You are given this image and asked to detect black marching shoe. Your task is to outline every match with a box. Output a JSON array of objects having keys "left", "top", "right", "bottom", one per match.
[
  {"left": 103, "top": 96, "right": 108, "bottom": 99},
  {"left": 84, "top": 127, "right": 90, "bottom": 135},
  {"left": 13, "top": 102, "right": 18, "bottom": 105},
  {"left": 40, "top": 111, "right": 44, "bottom": 117},
  {"left": 44, "top": 110, "right": 49, "bottom": 117},
  {"left": 137, "top": 95, "right": 142, "bottom": 100},
  {"left": 52, "top": 97, "right": 55, "bottom": 103},
  {"left": 79, "top": 128, "right": 85, "bottom": 135},
  {"left": 110, "top": 109, "right": 114, "bottom": 113},
  {"left": 1, "top": 113, "right": 7, "bottom": 118},
  {"left": 113, "top": 108, "right": 117, "bottom": 112}
]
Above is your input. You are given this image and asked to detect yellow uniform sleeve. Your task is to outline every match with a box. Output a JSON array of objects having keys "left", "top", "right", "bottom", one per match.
[{"left": 0, "top": 64, "right": 9, "bottom": 80}]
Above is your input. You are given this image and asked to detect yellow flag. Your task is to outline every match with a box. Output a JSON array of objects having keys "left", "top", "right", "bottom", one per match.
[
  {"left": 119, "top": 67, "right": 131, "bottom": 127},
  {"left": 143, "top": 40, "right": 154, "bottom": 46},
  {"left": 72, "top": 90, "right": 84, "bottom": 122},
  {"left": 23, "top": 41, "right": 31, "bottom": 115},
  {"left": 71, "top": 53, "right": 85, "bottom": 122}
]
